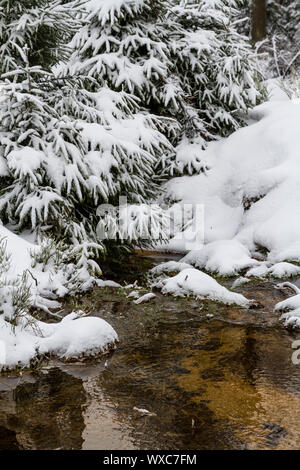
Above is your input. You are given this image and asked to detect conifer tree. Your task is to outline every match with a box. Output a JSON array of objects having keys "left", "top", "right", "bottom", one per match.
[
  {"left": 0, "top": 0, "right": 171, "bottom": 263},
  {"left": 0, "top": 0, "right": 80, "bottom": 72},
  {"left": 69, "top": 0, "right": 262, "bottom": 175},
  {"left": 167, "top": 0, "right": 262, "bottom": 143},
  {"left": 68, "top": 1, "right": 172, "bottom": 109}
]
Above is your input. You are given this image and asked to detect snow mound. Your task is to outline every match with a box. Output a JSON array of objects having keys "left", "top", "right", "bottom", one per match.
[
  {"left": 275, "top": 285, "right": 300, "bottom": 312},
  {"left": 246, "top": 262, "right": 300, "bottom": 279},
  {"left": 0, "top": 225, "right": 36, "bottom": 276},
  {"left": 39, "top": 313, "right": 118, "bottom": 359},
  {"left": 156, "top": 268, "right": 250, "bottom": 306},
  {"left": 276, "top": 294, "right": 300, "bottom": 312},
  {"left": 181, "top": 240, "right": 259, "bottom": 276},
  {"left": 163, "top": 100, "right": 300, "bottom": 274},
  {"left": 0, "top": 312, "right": 118, "bottom": 370},
  {"left": 97, "top": 279, "right": 121, "bottom": 288}
]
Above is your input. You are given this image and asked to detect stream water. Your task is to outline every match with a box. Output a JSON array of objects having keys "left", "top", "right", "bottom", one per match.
[{"left": 0, "top": 253, "right": 300, "bottom": 450}]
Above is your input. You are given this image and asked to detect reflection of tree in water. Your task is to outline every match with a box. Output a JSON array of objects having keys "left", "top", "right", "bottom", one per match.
[
  {"left": 241, "top": 325, "right": 259, "bottom": 386},
  {"left": 0, "top": 368, "right": 86, "bottom": 449}
]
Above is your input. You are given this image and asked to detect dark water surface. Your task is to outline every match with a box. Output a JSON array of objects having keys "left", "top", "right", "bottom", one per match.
[{"left": 0, "top": 254, "right": 300, "bottom": 450}]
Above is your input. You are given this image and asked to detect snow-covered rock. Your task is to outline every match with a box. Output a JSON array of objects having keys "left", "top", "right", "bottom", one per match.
[
  {"left": 246, "top": 262, "right": 300, "bottom": 279},
  {"left": 231, "top": 277, "right": 251, "bottom": 289},
  {"left": 97, "top": 279, "right": 121, "bottom": 288},
  {"left": 126, "top": 290, "right": 139, "bottom": 300},
  {"left": 156, "top": 267, "right": 250, "bottom": 306},
  {"left": 280, "top": 309, "right": 300, "bottom": 329},
  {"left": 274, "top": 283, "right": 300, "bottom": 328},
  {"left": 0, "top": 312, "right": 118, "bottom": 370},
  {"left": 275, "top": 294, "right": 300, "bottom": 313},
  {"left": 38, "top": 313, "right": 118, "bottom": 359}
]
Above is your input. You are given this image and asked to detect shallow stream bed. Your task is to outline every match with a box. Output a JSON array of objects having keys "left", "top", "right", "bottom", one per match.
[{"left": 0, "top": 253, "right": 300, "bottom": 450}]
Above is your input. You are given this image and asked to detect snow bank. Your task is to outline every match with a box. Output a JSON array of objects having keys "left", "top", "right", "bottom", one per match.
[
  {"left": 163, "top": 99, "right": 300, "bottom": 275},
  {"left": 0, "top": 226, "right": 119, "bottom": 369},
  {"left": 0, "top": 225, "right": 102, "bottom": 308},
  {"left": 0, "top": 224, "right": 36, "bottom": 276},
  {"left": 155, "top": 267, "right": 250, "bottom": 306}
]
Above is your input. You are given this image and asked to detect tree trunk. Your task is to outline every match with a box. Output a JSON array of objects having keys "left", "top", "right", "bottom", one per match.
[{"left": 251, "top": 0, "right": 267, "bottom": 42}]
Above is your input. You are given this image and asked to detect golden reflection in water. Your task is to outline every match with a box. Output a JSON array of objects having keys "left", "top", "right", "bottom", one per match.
[{"left": 177, "top": 325, "right": 300, "bottom": 449}]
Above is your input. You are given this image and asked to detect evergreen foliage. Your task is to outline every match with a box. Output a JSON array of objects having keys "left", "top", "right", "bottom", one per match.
[
  {"left": 69, "top": 0, "right": 262, "bottom": 175},
  {"left": 0, "top": 0, "right": 171, "bottom": 259}
]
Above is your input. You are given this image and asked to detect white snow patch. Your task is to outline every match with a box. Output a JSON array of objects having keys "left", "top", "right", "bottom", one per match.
[
  {"left": 127, "top": 290, "right": 140, "bottom": 299},
  {"left": 231, "top": 277, "right": 251, "bottom": 289},
  {"left": 133, "top": 292, "right": 156, "bottom": 304},
  {"left": 181, "top": 240, "right": 259, "bottom": 276},
  {"left": 97, "top": 279, "right": 121, "bottom": 288},
  {"left": 133, "top": 406, "right": 157, "bottom": 417}
]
